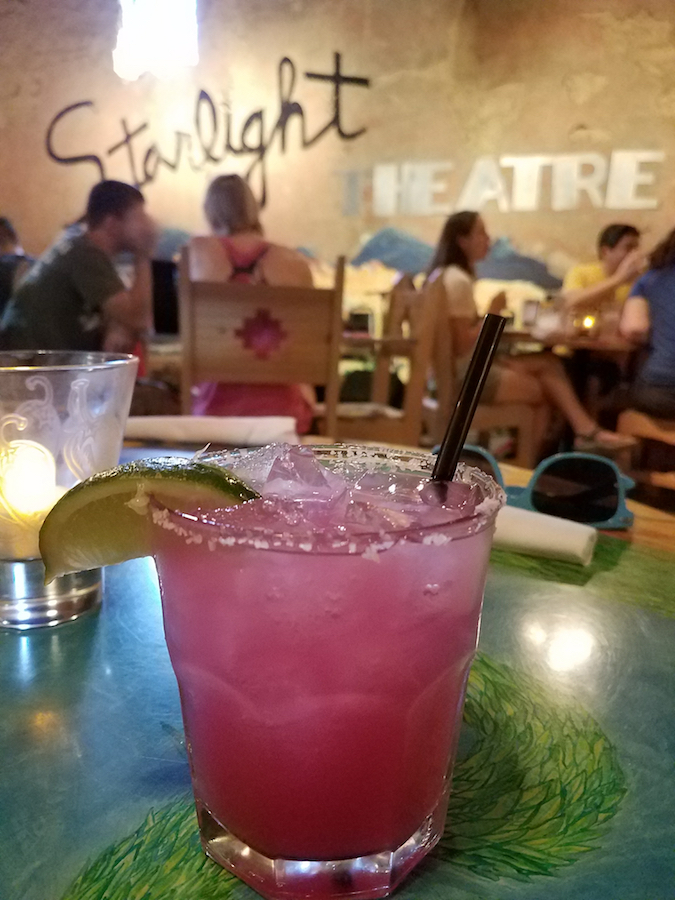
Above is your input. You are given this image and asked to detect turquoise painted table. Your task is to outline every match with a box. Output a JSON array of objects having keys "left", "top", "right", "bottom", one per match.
[{"left": 1, "top": 464, "right": 674, "bottom": 900}]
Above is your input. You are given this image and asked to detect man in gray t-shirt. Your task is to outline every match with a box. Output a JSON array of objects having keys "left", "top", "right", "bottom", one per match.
[{"left": 1, "top": 181, "right": 156, "bottom": 353}]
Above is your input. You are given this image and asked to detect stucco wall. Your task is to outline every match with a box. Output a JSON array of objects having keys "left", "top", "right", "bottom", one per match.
[{"left": 2, "top": 0, "right": 675, "bottom": 268}]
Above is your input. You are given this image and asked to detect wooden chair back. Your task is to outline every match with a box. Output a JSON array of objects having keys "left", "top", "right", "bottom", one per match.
[
  {"left": 336, "top": 279, "right": 438, "bottom": 446},
  {"left": 179, "top": 243, "right": 345, "bottom": 436},
  {"left": 425, "top": 270, "right": 458, "bottom": 440},
  {"left": 373, "top": 281, "right": 437, "bottom": 406}
]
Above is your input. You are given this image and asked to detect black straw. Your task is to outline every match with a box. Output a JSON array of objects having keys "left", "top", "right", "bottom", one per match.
[{"left": 432, "top": 313, "right": 507, "bottom": 483}]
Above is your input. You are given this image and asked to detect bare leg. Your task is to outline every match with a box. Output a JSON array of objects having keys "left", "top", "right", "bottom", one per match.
[
  {"left": 532, "top": 403, "right": 552, "bottom": 453},
  {"left": 491, "top": 366, "right": 550, "bottom": 455},
  {"left": 499, "top": 354, "right": 630, "bottom": 446}
]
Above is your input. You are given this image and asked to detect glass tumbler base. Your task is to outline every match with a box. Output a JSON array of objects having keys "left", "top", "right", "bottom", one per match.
[
  {"left": 0, "top": 558, "right": 102, "bottom": 629},
  {"left": 196, "top": 786, "right": 449, "bottom": 900}
]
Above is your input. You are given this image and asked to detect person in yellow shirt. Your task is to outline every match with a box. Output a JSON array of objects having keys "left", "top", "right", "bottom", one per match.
[{"left": 562, "top": 223, "right": 643, "bottom": 312}]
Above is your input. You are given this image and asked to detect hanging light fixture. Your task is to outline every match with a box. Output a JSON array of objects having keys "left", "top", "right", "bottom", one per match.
[{"left": 113, "top": 0, "right": 199, "bottom": 81}]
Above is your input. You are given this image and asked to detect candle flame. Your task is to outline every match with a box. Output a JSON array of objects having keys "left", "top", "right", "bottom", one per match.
[
  {"left": 0, "top": 440, "right": 67, "bottom": 558},
  {"left": 1, "top": 441, "right": 58, "bottom": 517}
]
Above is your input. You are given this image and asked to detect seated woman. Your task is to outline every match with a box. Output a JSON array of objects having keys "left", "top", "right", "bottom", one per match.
[
  {"left": 428, "top": 211, "right": 633, "bottom": 453},
  {"left": 190, "top": 174, "right": 315, "bottom": 433},
  {"left": 621, "top": 227, "right": 675, "bottom": 417}
]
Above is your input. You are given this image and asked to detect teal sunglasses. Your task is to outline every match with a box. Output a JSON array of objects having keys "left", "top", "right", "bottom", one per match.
[{"left": 437, "top": 445, "right": 635, "bottom": 530}]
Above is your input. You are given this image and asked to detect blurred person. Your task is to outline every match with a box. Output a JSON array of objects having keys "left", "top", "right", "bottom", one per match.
[
  {"left": 561, "top": 223, "right": 643, "bottom": 314},
  {"left": 0, "top": 217, "right": 33, "bottom": 317},
  {"left": 559, "top": 224, "right": 644, "bottom": 410},
  {"left": 621, "top": 226, "right": 675, "bottom": 417},
  {"left": 0, "top": 217, "right": 25, "bottom": 256},
  {"left": 191, "top": 173, "right": 315, "bottom": 433},
  {"left": 428, "top": 211, "right": 634, "bottom": 453},
  {"left": 1, "top": 181, "right": 156, "bottom": 354}
]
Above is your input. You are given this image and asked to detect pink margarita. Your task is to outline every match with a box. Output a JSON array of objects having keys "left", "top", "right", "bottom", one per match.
[{"left": 150, "top": 445, "right": 502, "bottom": 900}]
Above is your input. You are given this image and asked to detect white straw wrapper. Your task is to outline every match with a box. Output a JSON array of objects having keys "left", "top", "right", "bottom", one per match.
[{"left": 493, "top": 505, "right": 597, "bottom": 566}]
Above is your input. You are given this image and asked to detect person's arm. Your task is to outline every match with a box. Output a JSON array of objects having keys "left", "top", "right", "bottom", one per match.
[
  {"left": 443, "top": 266, "right": 505, "bottom": 355},
  {"left": 451, "top": 317, "right": 482, "bottom": 357},
  {"left": 444, "top": 269, "right": 479, "bottom": 356},
  {"left": 487, "top": 290, "right": 507, "bottom": 316},
  {"left": 103, "top": 256, "right": 154, "bottom": 336},
  {"left": 561, "top": 251, "right": 644, "bottom": 311},
  {"left": 11, "top": 257, "right": 31, "bottom": 290},
  {"left": 263, "top": 245, "right": 314, "bottom": 287},
  {"left": 102, "top": 215, "right": 157, "bottom": 350},
  {"left": 620, "top": 295, "right": 650, "bottom": 344},
  {"left": 451, "top": 291, "right": 506, "bottom": 356},
  {"left": 283, "top": 251, "right": 313, "bottom": 287}
]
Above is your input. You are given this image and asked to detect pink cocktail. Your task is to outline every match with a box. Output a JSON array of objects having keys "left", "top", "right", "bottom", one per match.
[{"left": 150, "top": 445, "right": 503, "bottom": 900}]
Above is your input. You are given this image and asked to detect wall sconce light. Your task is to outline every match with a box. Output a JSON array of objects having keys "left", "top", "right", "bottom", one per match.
[{"left": 113, "top": 0, "right": 199, "bottom": 81}]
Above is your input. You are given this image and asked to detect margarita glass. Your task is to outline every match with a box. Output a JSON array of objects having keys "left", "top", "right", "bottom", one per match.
[{"left": 150, "top": 445, "right": 503, "bottom": 900}]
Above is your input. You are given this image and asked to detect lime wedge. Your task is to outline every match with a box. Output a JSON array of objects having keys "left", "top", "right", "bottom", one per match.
[{"left": 39, "top": 457, "right": 259, "bottom": 582}]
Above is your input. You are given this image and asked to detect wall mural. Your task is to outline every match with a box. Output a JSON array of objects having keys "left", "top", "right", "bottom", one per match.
[
  {"left": 341, "top": 151, "right": 665, "bottom": 217},
  {"left": 45, "top": 53, "right": 371, "bottom": 206},
  {"left": 44, "top": 50, "right": 665, "bottom": 217}
]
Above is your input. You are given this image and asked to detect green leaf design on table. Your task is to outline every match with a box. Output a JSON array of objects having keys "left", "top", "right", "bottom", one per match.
[
  {"left": 62, "top": 796, "right": 242, "bottom": 900},
  {"left": 60, "top": 799, "right": 239, "bottom": 900},
  {"left": 435, "top": 655, "right": 627, "bottom": 880},
  {"left": 60, "top": 655, "right": 626, "bottom": 899}
]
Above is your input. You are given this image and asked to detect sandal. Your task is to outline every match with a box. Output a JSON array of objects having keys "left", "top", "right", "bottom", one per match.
[{"left": 574, "top": 428, "right": 637, "bottom": 452}]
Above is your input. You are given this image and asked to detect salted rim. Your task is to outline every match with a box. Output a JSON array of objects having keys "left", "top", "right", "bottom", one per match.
[{"left": 150, "top": 445, "right": 505, "bottom": 556}]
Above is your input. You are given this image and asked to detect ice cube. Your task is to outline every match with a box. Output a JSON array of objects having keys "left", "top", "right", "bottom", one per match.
[
  {"left": 199, "top": 495, "right": 315, "bottom": 537},
  {"left": 264, "top": 446, "right": 347, "bottom": 502},
  {"left": 208, "top": 443, "right": 291, "bottom": 492},
  {"left": 420, "top": 480, "right": 479, "bottom": 514},
  {"left": 345, "top": 495, "right": 413, "bottom": 533},
  {"left": 353, "top": 470, "right": 427, "bottom": 505}
]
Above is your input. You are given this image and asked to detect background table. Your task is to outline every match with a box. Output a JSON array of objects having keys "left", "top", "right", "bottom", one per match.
[{"left": 1, "top": 454, "right": 674, "bottom": 900}]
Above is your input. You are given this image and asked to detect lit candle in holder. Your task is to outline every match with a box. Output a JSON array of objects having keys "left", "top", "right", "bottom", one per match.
[
  {"left": 0, "top": 440, "right": 67, "bottom": 559},
  {"left": 0, "top": 350, "right": 137, "bottom": 629}
]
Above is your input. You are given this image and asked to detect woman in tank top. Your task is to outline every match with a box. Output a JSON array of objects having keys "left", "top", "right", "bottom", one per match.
[
  {"left": 190, "top": 174, "right": 315, "bottom": 433},
  {"left": 429, "top": 211, "right": 634, "bottom": 454}
]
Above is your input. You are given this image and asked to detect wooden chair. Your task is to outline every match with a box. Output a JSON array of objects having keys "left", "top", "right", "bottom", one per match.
[
  {"left": 617, "top": 409, "right": 675, "bottom": 489},
  {"left": 179, "top": 244, "right": 345, "bottom": 437},
  {"left": 331, "top": 280, "right": 439, "bottom": 446},
  {"left": 426, "top": 270, "right": 538, "bottom": 468}
]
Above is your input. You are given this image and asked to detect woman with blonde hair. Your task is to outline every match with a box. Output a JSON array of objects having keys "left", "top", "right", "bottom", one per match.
[{"left": 191, "top": 174, "right": 315, "bottom": 432}]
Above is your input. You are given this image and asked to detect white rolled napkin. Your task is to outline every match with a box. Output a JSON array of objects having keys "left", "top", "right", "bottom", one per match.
[
  {"left": 493, "top": 504, "right": 597, "bottom": 566},
  {"left": 124, "top": 416, "right": 299, "bottom": 447}
]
